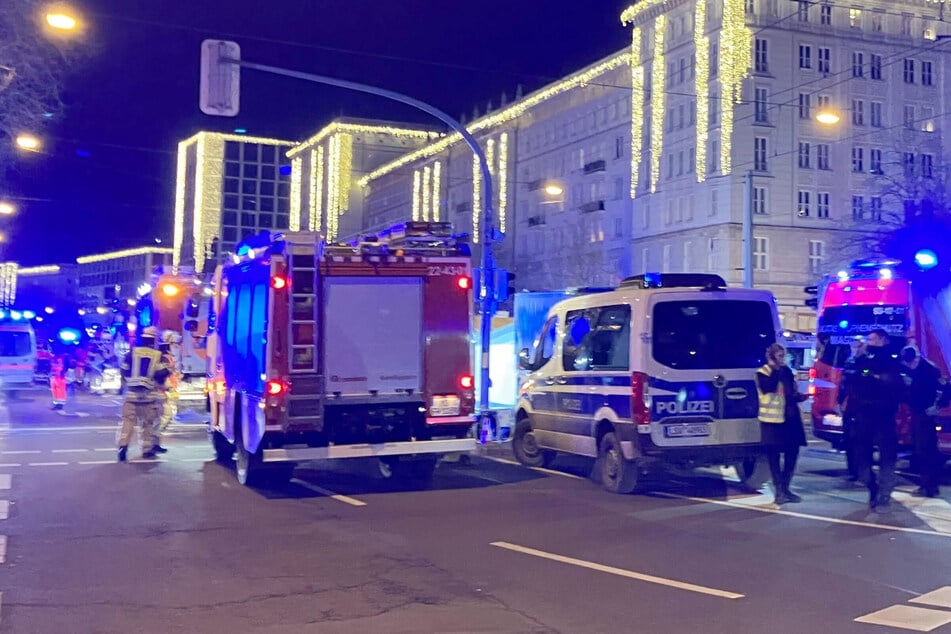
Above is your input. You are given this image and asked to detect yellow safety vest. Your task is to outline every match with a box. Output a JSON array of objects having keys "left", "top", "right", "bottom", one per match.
[
  {"left": 756, "top": 365, "right": 785, "bottom": 424},
  {"left": 126, "top": 347, "right": 164, "bottom": 391}
]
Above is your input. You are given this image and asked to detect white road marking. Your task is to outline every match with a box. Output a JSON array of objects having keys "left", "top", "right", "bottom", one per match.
[
  {"left": 27, "top": 462, "right": 69, "bottom": 467},
  {"left": 483, "top": 456, "right": 588, "bottom": 481},
  {"left": 491, "top": 541, "right": 744, "bottom": 600},
  {"left": 52, "top": 449, "right": 89, "bottom": 453},
  {"left": 0, "top": 501, "right": 8, "bottom": 520},
  {"left": 178, "top": 458, "right": 210, "bottom": 463},
  {"left": 290, "top": 479, "right": 367, "bottom": 507},
  {"left": 78, "top": 460, "right": 116, "bottom": 465},
  {"left": 854, "top": 605, "right": 951, "bottom": 632},
  {"left": 0, "top": 534, "right": 7, "bottom": 563},
  {"left": 0, "top": 425, "right": 118, "bottom": 433},
  {"left": 0, "top": 475, "right": 10, "bottom": 490},
  {"left": 92, "top": 448, "right": 116, "bottom": 452},
  {"left": 656, "top": 492, "right": 951, "bottom": 539},
  {"left": 1, "top": 450, "right": 40, "bottom": 455},
  {"left": 909, "top": 587, "right": 951, "bottom": 609},
  {"left": 128, "top": 459, "right": 168, "bottom": 464},
  {"left": 0, "top": 464, "right": 20, "bottom": 468}
]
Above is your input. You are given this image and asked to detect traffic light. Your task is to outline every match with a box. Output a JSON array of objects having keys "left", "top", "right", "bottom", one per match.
[
  {"left": 493, "top": 269, "right": 516, "bottom": 303},
  {"left": 804, "top": 285, "right": 819, "bottom": 309}
]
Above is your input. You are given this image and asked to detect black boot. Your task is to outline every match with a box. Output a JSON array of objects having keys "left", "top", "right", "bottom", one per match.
[
  {"left": 152, "top": 445, "right": 168, "bottom": 454},
  {"left": 783, "top": 488, "right": 803, "bottom": 503},
  {"left": 117, "top": 446, "right": 127, "bottom": 462},
  {"left": 141, "top": 450, "right": 158, "bottom": 459}
]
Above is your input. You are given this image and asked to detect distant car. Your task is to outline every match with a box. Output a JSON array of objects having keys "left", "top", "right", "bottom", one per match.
[
  {"left": 0, "top": 318, "right": 37, "bottom": 395},
  {"left": 89, "top": 367, "right": 122, "bottom": 395}
]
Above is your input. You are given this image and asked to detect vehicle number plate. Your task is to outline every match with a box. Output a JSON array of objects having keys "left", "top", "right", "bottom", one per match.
[
  {"left": 823, "top": 414, "right": 843, "bottom": 428},
  {"left": 430, "top": 395, "right": 461, "bottom": 417},
  {"left": 664, "top": 422, "right": 711, "bottom": 438}
]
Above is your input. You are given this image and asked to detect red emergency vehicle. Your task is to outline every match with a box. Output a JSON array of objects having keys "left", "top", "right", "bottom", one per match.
[
  {"left": 810, "top": 258, "right": 951, "bottom": 461},
  {"left": 206, "top": 222, "right": 477, "bottom": 485}
]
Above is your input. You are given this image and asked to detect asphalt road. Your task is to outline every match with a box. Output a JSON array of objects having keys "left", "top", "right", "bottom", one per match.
[{"left": 0, "top": 393, "right": 950, "bottom": 633}]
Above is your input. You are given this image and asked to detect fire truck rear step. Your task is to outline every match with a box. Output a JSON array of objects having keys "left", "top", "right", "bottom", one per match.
[{"left": 262, "top": 438, "right": 476, "bottom": 461}]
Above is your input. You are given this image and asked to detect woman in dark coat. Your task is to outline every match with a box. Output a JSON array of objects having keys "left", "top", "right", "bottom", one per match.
[{"left": 755, "top": 343, "right": 808, "bottom": 505}]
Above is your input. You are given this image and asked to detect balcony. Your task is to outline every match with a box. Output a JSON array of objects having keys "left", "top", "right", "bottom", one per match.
[
  {"left": 583, "top": 160, "right": 606, "bottom": 175},
  {"left": 579, "top": 200, "right": 605, "bottom": 214},
  {"left": 528, "top": 215, "right": 546, "bottom": 227}
]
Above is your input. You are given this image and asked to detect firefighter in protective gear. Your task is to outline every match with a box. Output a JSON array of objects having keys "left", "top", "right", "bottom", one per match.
[
  {"left": 117, "top": 327, "right": 170, "bottom": 462},
  {"left": 50, "top": 355, "right": 68, "bottom": 410},
  {"left": 156, "top": 332, "right": 181, "bottom": 447}
]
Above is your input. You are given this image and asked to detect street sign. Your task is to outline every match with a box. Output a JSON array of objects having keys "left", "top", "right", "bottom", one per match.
[{"left": 199, "top": 40, "right": 241, "bottom": 117}]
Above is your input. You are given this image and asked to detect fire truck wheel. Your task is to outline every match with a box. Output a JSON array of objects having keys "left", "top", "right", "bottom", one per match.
[
  {"left": 598, "top": 432, "right": 639, "bottom": 494},
  {"left": 212, "top": 430, "right": 235, "bottom": 463},
  {"left": 513, "top": 418, "right": 556, "bottom": 468},
  {"left": 733, "top": 456, "right": 770, "bottom": 492}
]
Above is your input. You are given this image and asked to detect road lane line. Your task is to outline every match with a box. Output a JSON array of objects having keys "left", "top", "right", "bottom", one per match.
[
  {"left": 92, "top": 448, "right": 116, "bottom": 452},
  {"left": 0, "top": 501, "right": 8, "bottom": 520},
  {"left": 27, "top": 462, "right": 69, "bottom": 467},
  {"left": 0, "top": 475, "right": 9, "bottom": 491},
  {"left": 0, "top": 464, "right": 20, "bottom": 468},
  {"left": 656, "top": 492, "right": 951, "bottom": 539},
  {"left": 483, "top": 456, "right": 588, "bottom": 481},
  {"left": 290, "top": 479, "right": 367, "bottom": 507},
  {"left": 78, "top": 460, "right": 115, "bottom": 465},
  {"left": 52, "top": 449, "right": 89, "bottom": 453},
  {"left": 1, "top": 450, "right": 40, "bottom": 455},
  {"left": 491, "top": 541, "right": 744, "bottom": 600},
  {"left": 0, "top": 426, "right": 118, "bottom": 433},
  {"left": 178, "top": 458, "right": 210, "bottom": 463},
  {"left": 0, "top": 534, "right": 6, "bottom": 563}
]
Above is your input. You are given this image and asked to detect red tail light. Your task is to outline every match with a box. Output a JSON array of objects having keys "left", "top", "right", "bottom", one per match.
[
  {"left": 271, "top": 275, "right": 288, "bottom": 290},
  {"left": 807, "top": 367, "right": 817, "bottom": 396},
  {"left": 265, "top": 380, "right": 287, "bottom": 396},
  {"left": 631, "top": 371, "right": 650, "bottom": 425},
  {"left": 459, "top": 375, "right": 474, "bottom": 390},
  {"left": 456, "top": 276, "right": 472, "bottom": 290},
  {"left": 809, "top": 368, "right": 816, "bottom": 381}
]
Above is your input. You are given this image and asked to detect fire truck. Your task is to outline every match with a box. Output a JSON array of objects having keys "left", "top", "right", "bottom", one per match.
[
  {"left": 810, "top": 258, "right": 951, "bottom": 461},
  {"left": 134, "top": 270, "right": 210, "bottom": 404},
  {"left": 206, "top": 222, "right": 477, "bottom": 486}
]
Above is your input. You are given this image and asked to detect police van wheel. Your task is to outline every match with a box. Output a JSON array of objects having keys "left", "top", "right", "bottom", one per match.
[
  {"left": 212, "top": 430, "right": 235, "bottom": 463},
  {"left": 599, "top": 432, "right": 638, "bottom": 494},
  {"left": 733, "top": 456, "right": 770, "bottom": 491},
  {"left": 513, "top": 418, "right": 555, "bottom": 468}
]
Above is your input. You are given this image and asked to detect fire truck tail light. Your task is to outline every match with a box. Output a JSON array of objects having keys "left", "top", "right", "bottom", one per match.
[
  {"left": 459, "top": 375, "right": 474, "bottom": 390},
  {"left": 265, "top": 380, "right": 287, "bottom": 396},
  {"left": 456, "top": 276, "right": 472, "bottom": 290},
  {"left": 808, "top": 368, "right": 817, "bottom": 396},
  {"left": 160, "top": 283, "right": 179, "bottom": 297},
  {"left": 271, "top": 275, "right": 288, "bottom": 290}
]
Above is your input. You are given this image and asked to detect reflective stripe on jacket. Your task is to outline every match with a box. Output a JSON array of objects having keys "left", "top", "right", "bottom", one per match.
[
  {"left": 756, "top": 364, "right": 785, "bottom": 424},
  {"left": 125, "top": 347, "right": 164, "bottom": 391}
]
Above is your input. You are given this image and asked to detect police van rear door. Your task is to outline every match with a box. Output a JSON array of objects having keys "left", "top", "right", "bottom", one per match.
[{"left": 645, "top": 291, "right": 777, "bottom": 447}]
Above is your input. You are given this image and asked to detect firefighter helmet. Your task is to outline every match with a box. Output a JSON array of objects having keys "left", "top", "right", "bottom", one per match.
[{"left": 141, "top": 326, "right": 159, "bottom": 340}]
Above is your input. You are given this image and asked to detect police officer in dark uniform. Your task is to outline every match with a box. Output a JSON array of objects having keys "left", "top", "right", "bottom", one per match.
[
  {"left": 901, "top": 345, "right": 948, "bottom": 498},
  {"left": 837, "top": 337, "right": 866, "bottom": 482}
]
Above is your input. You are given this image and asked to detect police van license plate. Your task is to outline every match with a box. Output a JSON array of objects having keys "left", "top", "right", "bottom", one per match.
[
  {"left": 664, "top": 422, "right": 711, "bottom": 438},
  {"left": 430, "top": 395, "right": 461, "bottom": 417}
]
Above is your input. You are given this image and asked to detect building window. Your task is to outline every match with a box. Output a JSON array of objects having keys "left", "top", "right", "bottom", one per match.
[
  {"left": 904, "top": 105, "right": 916, "bottom": 129},
  {"left": 753, "top": 186, "right": 768, "bottom": 215},
  {"left": 662, "top": 244, "right": 671, "bottom": 271},
  {"left": 683, "top": 241, "right": 693, "bottom": 271},
  {"left": 798, "top": 142, "right": 811, "bottom": 169},
  {"left": 852, "top": 52, "right": 864, "bottom": 78},
  {"left": 754, "top": 87, "right": 769, "bottom": 122},
  {"left": 817, "top": 94, "right": 830, "bottom": 110},
  {"left": 922, "top": 154, "right": 934, "bottom": 178},
  {"left": 688, "top": 147, "right": 696, "bottom": 173},
  {"left": 809, "top": 240, "right": 825, "bottom": 273},
  {"left": 904, "top": 59, "right": 915, "bottom": 84},
  {"left": 710, "top": 43, "right": 719, "bottom": 77},
  {"left": 870, "top": 148, "right": 882, "bottom": 174},
  {"left": 818, "top": 47, "right": 831, "bottom": 73},
  {"left": 745, "top": 0, "right": 755, "bottom": 14},
  {"left": 817, "top": 192, "right": 830, "bottom": 218},
  {"left": 797, "top": 0, "right": 809, "bottom": 21},
  {"left": 754, "top": 137, "right": 768, "bottom": 171},
  {"left": 817, "top": 144, "right": 830, "bottom": 170},
  {"left": 903, "top": 151, "right": 916, "bottom": 177},
  {"left": 852, "top": 195, "right": 864, "bottom": 220},
  {"left": 922, "top": 61, "right": 933, "bottom": 86},
  {"left": 711, "top": 189, "right": 719, "bottom": 217},
  {"left": 871, "top": 9, "right": 884, "bottom": 32},
  {"left": 851, "top": 147, "right": 864, "bottom": 173},
  {"left": 901, "top": 13, "right": 912, "bottom": 36},
  {"left": 798, "top": 93, "right": 811, "bottom": 119},
  {"left": 851, "top": 100, "right": 865, "bottom": 126},
  {"left": 615, "top": 136, "right": 624, "bottom": 159},
  {"left": 753, "top": 237, "right": 769, "bottom": 271},
  {"left": 921, "top": 107, "right": 935, "bottom": 132},
  {"left": 677, "top": 151, "right": 684, "bottom": 175},
  {"left": 755, "top": 38, "right": 769, "bottom": 73},
  {"left": 799, "top": 45, "right": 812, "bottom": 69},
  {"left": 667, "top": 154, "right": 675, "bottom": 179},
  {"left": 798, "top": 190, "right": 811, "bottom": 216},
  {"left": 709, "top": 91, "right": 720, "bottom": 125},
  {"left": 689, "top": 101, "right": 696, "bottom": 126},
  {"left": 710, "top": 139, "right": 720, "bottom": 173},
  {"left": 870, "top": 54, "right": 882, "bottom": 80},
  {"left": 820, "top": 2, "right": 832, "bottom": 25},
  {"left": 615, "top": 217, "right": 623, "bottom": 238},
  {"left": 849, "top": 7, "right": 861, "bottom": 28},
  {"left": 870, "top": 102, "right": 883, "bottom": 128},
  {"left": 870, "top": 197, "right": 883, "bottom": 221}
]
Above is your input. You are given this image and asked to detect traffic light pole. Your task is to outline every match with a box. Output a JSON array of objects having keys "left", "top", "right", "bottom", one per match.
[{"left": 224, "top": 59, "right": 499, "bottom": 424}]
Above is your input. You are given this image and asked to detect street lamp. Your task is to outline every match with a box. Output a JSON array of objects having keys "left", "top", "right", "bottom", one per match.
[
  {"left": 815, "top": 109, "right": 841, "bottom": 126},
  {"left": 543, "top": 183, "right": 564, "bottom": 197},
  {"left": 45, "top": 12, "right": 77, "bottom": 30},
  {"left": 0, "top": 202, "right": 14, "bottom": 216},
  {"left": 15, "top": 134, "right": 40, "bottom": 151}
]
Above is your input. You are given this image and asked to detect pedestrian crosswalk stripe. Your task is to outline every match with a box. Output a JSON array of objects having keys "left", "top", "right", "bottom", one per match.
[
  {"left": 855, "top": 605, "right": 951, "bottom": 632},
  {"left": 0, "top": 501, "right": 8, "bottom": 520},
  {"left": 910, "top": 587, "right": 951, "bottom": 610},
  {"left": 0, "top": 475, "right": 10, "bottom": 491}
]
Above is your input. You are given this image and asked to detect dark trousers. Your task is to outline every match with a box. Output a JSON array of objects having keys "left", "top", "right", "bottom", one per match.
[
  {"left": 842, "top": 411, "right": 859, "bottom": 478},
  {"left": 912, "top": 411, "right": 941, "bottom": 494},
  {"left": 767, "top": 446, "right": 800, "bottom": 493},
  {"left": 853, "top": 408, "right": 898, "bottom": 505}
]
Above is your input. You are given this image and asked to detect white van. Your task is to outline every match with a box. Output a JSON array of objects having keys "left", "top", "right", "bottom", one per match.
[
  {"left": 514, "top": 274, "right": 781, "bottom": 493},
  {"left": 0, "top": 319, "right": 37, "bottom": 395}
]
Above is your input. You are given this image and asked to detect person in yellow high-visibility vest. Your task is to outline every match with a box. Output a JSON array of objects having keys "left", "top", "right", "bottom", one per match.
[
  {"left": 756, "top": 343, "right": 808, "bottom": 506},
  {"left": 117, "top": 327, "right": 170, "bottom": 462}
]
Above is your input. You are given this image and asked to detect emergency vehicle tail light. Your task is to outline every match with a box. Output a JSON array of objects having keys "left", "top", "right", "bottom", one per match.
[
  {"left": 270, "top": 275, "right": 288, "bottom": 290},
  {"left": 631, "top": 371, "right": 650, "bottom": 425},
  {"left": 459, "top": 375, "right": 474, "bottom": 390},
  {"left": 161, "top": 283, "right": 180, "bottom": 297},
  {"left": 807, "top": 368, "right": 817, "bottom": 397},
  {"left": 265, "top": 380, "right": 287, "bottom": 396},
  {"left": 456, "top": 276, "right": 472, "bottom": 290}
]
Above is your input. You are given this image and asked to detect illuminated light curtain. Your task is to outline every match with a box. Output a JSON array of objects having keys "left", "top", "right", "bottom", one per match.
[
  {"left": 720, "top": 0, "right": 752, "bottom": 175},
  {"left": 327, "top": 135, "right": 339, "bottom": 241},
  {"left": 422, "top": 166, "right": 432, "bottom": 221},
  {"left": 650, "top": 15, "right": 667, "bottom": 193},
  {"left": 695, "top": 0, "right": 709, "bottom": 182},
  {"left": 432, "top": 161, "right": 442, "bottom": 221},
  {"left": 309, "top": 147, "right": 323, "bottom": 232},
  {"left": 630, "top": 27, "right": 644, "bottom": 198},
  {"left": 336, "top": 133, "right": 353, "bottom": 217},
  {"left": 498, "top": 133, "right": 508, "bottom": 233},
  {"left": 192, "top": 135, "right": 206, "bottom": 272},
  {"left": 412, "top": 169, "right": 422, "bottom": 221},
  {"left": 472, "top": 154, "right": 481, "bottom": 244},
  {"left": 289, "top": 156, "right": 303, "bottom": 231},
  {"left": 173, "top": 141, "right": 188, "bottom": 268}
]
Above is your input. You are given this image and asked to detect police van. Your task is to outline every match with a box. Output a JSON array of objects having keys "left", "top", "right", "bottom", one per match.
[{"left": 513, "top": 273, "right": 780, "bottom": 493}]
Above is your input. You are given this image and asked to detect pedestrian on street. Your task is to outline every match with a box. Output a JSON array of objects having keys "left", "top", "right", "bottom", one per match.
[
  {"left": 851, "top": 328, "right": 904, "bottom": 513},
  {"left": 837, "top": 337, "right": 866, "bottom": 482},
  {"left": 117, "top": 327, "right": 170, "bottom": 462},
  {"left": 49, "top": 354, "right": 68, "bottom": 410},
  {"left": 900, "top": 345, "right": 948, "bottom": 498},
  {"left": 756, "top": 343, "right": 808, "bottom": 505}
]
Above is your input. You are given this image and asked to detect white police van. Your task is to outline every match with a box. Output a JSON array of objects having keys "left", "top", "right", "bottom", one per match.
[{"left": 514, "top": 273, "right": 780, "bottom": 493}]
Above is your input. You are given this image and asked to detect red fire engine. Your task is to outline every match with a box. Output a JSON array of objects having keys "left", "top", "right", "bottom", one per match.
[
  {"left": 206, "top": 222, "right": 477, "bottom": 485},
  {"left": 810, "top": 258, "right": 951, "bottom": 461}
]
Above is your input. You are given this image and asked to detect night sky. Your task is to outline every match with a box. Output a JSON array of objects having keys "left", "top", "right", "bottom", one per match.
[{"left": 8, "top": 0, "right": 630, "bottom": 265}]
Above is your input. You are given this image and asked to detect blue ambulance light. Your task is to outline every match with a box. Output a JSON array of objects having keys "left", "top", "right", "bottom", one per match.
[
  {"left": 879, "top": 267, "right": 893, "bottom": 280},
  {"left": 236, "top": 245, "right": 251, "bottom": 257},
  {"left": 644, "top": 272, "right": 663, "bottom": 288},
  {"left": 10, "top": 311, "right": 22, "bottom": 320},
  {"left": 914, "top": 249, "right": 938, "bottom": 270},
  {"left": 23, "top": 310, "right": 35, "bottom": 319},
  {"left": 839, "top": 320, "right": 849, "bottom": 330},
  {"left": 58, "top": 328, "right": 80, "bottom": 344}
]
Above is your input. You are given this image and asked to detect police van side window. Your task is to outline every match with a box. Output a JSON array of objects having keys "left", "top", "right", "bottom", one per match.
[
  {"left": 562, "top": 306, "right": 631, "bottom": 372},
  {"left": 533, "top": 317, "right": 558, "bottom": 368}
]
